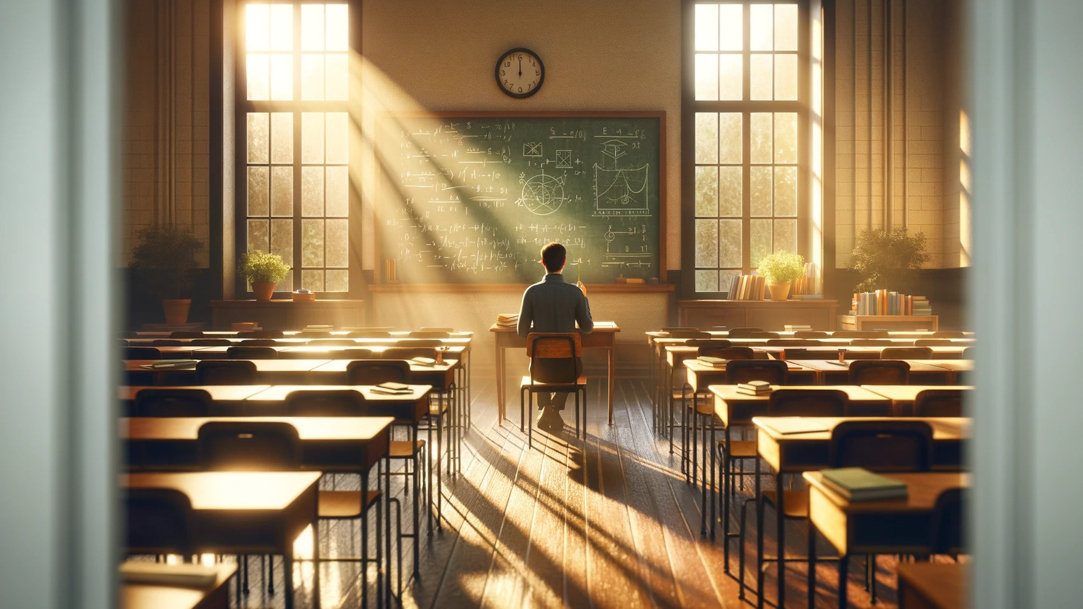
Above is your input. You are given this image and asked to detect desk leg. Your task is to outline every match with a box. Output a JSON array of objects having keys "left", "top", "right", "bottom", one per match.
[
  {"left": 808, "top": 518, "right": 816, "bottom": 609},
  {"left": 607, "top": 346, "right": 615, "bottom": 425},
  {"left": 755, "top": 458, "right": 765, "bottom": 609},
  {"left": 495, "top": 343, "right": 506, "bottom": 422},
  {"left": 838, "top": 554, "right": 849, "bottom": 609},
  {"left": 776, "top": 471, "right": 786, "bottom": 609}
]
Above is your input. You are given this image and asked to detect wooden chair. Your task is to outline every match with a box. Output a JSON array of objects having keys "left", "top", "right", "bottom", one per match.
[
  {"left": 239, "top": 338, "right": 278, "bottom": 346},
  {"left": 794, "top": 330, "right": 829, "bottom": 337},
  {"left": 849, "top": 359, "right": 911, "bottom": 384},
  {"left": 170, "top": 331, "right": 204, "bottom": 338},
  {"left": 380, "top": 346, "right": 437, "bottom": 360},
  {"left": 699, "top": 345, "right": 755, "bottom": 360},
  {"left": 766, "top": 338, "right": 810, "bottom": 346},
  {"left": 285, "top": 389, "right": 364, "bottom": 416},
  {"left": 409, "top": 330, "right": 451, "bottom": 338},
  {"left": 726, "top": 327, "right": 765, "bottom": 338},
  {"left": 931, "top": 487, "right": 967, "bottom": 556},
  {"left": 151, "top": 338, "right": 184, "bottom": 346},
  {"left": 124, "top": 346, "right": 162, "bottom": 360},
  {"left": 661, "top": 329, "right": 712, "bottom": 338},
  {"left": 915, "top": 338, "right": 956, "bottom": 346},
  {"left": 832, "top": 330, "right": 888, "bottom": 338},
  {"left": 686, "top": 338, "right": 732, "bottom": 349},
  {"left": 195, "top": 360, "right": 257, "bottom": 385},
  {"left": 882, "top": 346, "right": 934, "bottom": 359},
  {"left": 914, "top": 388, "right": 966, "bottom": 417},
  {"left": 124, "top": 487, "right": 193, "bottom": 558},
  {"left": 346, "top": 359, "right": 411, "bottom": 385},
  {"left": 225, "top": 345, "right": 278, "bottom": 359},
  {"left": 132, "top": 388, "right": 212, "bottom": 417},
  {"left": 850, "top": 338, "right": 892, "bottom": 346},
  {"left": 190, "top": 338, "right": 232, "bottom": 346},
  {"left": 725, "top": 359, "right": 788, "bottom": 384},
  {"left": 520, "top": 332, "right": 586, "bottom": 446}
]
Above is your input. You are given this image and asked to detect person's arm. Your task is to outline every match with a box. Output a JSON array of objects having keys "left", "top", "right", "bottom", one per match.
[
  {"left": 576, "top": 290, "right": 594, "bottom": 334},
  {"left": 516, "top": 289, "right": 534, "bottom": 338}
]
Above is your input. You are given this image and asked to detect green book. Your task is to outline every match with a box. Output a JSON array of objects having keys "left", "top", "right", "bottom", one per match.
[
  {"left": 697, "top": 355, "right": 727, "bottom": 367},
  {"left": 820, "top": 467, "right": 908, "bottom": 501}
]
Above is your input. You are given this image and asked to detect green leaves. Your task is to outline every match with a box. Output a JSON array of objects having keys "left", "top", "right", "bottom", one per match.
[
  {"left": 851, "top": 228, "right": 928, "bottom": 292},
  {"left": 758, "top": 250, "right": 805, "bottom": 283}
]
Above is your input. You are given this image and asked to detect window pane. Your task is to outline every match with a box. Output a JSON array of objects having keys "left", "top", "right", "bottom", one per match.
[
  {"left": 750, "top": 54, "right": 773, "bottom": 100},
  {"left": 750, "top": 4, "right": 773, "bottom": 51},
  {"left": 775, "top": 4, "right": 799, "bottom": 52},
  {"left": 719, "top": 4, "right": 743, "bottom": 51},
  {"left": 719, "top": 218, "right": 742, "bottom": 267},
  {"left": 695, "top": 219, "right": 718, "bottom": 267},
  {"left": 270, "top": 166, "right": 293, "bottom": 216},
  {"left": 695, "top": 53, "right": 719, "bottom": 101},
  {"left": 695, "top": 166, "right": 718, "bottom": 217},
  {"left": 269, "top": 4, "right": 292, "bottom": 51},
  {"left": 325, "top": 269, "right": 349, "bottom": 293},
  {"left": 246, "top": 54, "right": 269, "bottom": 100},
  {"left": 751, "top": 112, "right": 772, "bottom": 164},
  {"left": 750, "top": 166, "right": 773, "bottom": 216},
  {"left": 270, "top": 218, "right": 293, "bottom": 267},
  {"left": 326, "top": 54, "right": 348, "bottom": 101},
  {"left": 750, "top": 219, "right": 772, "bottom": 267},
  {"left": 245, "top": 4, "right": 269, "bottom": 52},
  {"left": 301, "top": 166, "right": 325, "bottom": 217},
  {"left": 301, "top": 4, "right": 324, "bottom": 51},
  {"left": 695, "top": 4, "right": 719, "bottom": 51},
  {"left": 775, "top": 166, "right": 798, "bottom": 216},
  {"left": 695, "top": 113, "right": 718, "bottom": 164},
  {"left": 270, "top": 112, "right": 293, "bottom": 164},
  {"left": 302, "top": 219, "right": 325, "bottom": 266},
  {"left": 247, "top": 167, "right": 269, "bottom": 216},
  {"left": 302, "top": 113, "right": 325, "bottom": 164},
  {"left": 326, "top": 218, "right": 349, "bottom": 267},
  {"left": 326, "top": 166, "right": 349, "bottom": 217},
  {"left": 720, "top": 270, "right": 740, "bottom": 295},
  {"left": 270, "top": 54, "right": 293, "bottom": 100},
  {"left": 301, "top": 55, "right": 325, "bottom": 101},
  {"left": 775, "top": 112, "right": 798, "bottom": 163},
  {"left": 719, "top": 54, "right": 742, "bottom": 100},
  {"left": 775, "top": 53, "right": 797, "bottom": 100},
  {"left": 719, "top": 166, "right": 742, "bottom": 217},
  {"left": 301, "top": 270, "right": 324, "bottom": 292},
  {"left": 247, "top": 113, "right": 269, "bottom": 163},
  {"left": 326, "top": 5, "right": 349, "bottom": 51},
  {"left": 718, "top": 113, "right": 742, "bottom": 164},
  {"left": 247, "top": 219, "right": 269, "bottom": 253},
  {"left": 325, "top": 112, "right": 348, "bottom": 164},
  {"left": 695, "top": 269, "right": 719, "bottom": 293},
  {"left": 774, "top": 218, "right": 797, "bottom": 252}
]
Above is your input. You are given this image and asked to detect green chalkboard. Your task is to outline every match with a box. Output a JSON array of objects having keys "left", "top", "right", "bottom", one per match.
[{"left": 377, "top": 112, "right": 664, "bottom": 283}]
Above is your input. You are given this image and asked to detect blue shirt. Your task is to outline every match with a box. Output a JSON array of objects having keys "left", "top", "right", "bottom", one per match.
[{"left": 516, "top": 273, "right": 594, "bottom": 338}]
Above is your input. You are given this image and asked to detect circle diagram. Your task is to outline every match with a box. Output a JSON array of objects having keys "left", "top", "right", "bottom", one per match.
[{"left": 519, "top": 174, "right": 567, "bottom": 216}]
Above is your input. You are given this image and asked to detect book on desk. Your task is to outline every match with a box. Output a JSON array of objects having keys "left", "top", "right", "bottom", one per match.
[
  {"left": 821, "top": 467, "right": 908, "bottom": 501},
  {"left": 736, "top": 380, "right": 772, "bottom": 396}
]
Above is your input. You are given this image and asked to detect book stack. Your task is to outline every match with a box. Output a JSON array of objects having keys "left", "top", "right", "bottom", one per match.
[
  {"left": 820, "top": 467, "right": 908, "bottom": 501},
  {"left": 849, "top": 290, "right": 933, "bottom": 316},
  {"left": 911, "top": 295, "right": 932, "bottom": 315},
  {"left": 141, "top": 359, "right": 199, "bottom": 369},
  {"left": 784, "top": 324, "right": 812, "bottom": 332},
  {"left": 371, "top": 381, "right": 412, "bottom": 395},
  {"left": 727, "top": 273, "right": 766, "bottom": 300},
  {"left": 790, "top": 262, "right": 822, "bottom": 296},
  {"left": 736, "top": 380, "right": 772, "bottom": 396},
  {"left": 410, "top": 356, "right": 436, "bottom": 366},
  {"left": 496, "top": 313, "right": 519, "bottom": 328},
  {"left": 696, "top": 355, "right": 727, "bottom": 367}
]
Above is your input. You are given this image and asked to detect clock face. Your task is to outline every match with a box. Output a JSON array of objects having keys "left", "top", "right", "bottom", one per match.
[{"left": 496, "top": 48, "right": 544, "bottom": 98}]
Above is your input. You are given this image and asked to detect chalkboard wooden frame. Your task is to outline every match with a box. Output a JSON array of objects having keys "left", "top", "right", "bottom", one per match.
[{"left": 375, "top": 111, "right": 667, "bottom": 285}]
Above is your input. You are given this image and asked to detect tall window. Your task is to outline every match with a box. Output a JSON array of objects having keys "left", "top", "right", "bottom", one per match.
[
  {"left": 240, "top": 2, "right": 352, "bottom": 294},
  {"left": 685, "top": 1, "right": 811, "bottom": 295}
]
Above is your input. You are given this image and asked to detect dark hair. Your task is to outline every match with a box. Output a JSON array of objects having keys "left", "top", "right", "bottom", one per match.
[{"left": 541, "top": 242, "right": 566, "bottom": 273}]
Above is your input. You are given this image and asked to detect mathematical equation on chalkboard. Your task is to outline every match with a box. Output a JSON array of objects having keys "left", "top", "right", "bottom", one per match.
[{"left": 379, "top": 115, "right": 662, "bottom": 283}]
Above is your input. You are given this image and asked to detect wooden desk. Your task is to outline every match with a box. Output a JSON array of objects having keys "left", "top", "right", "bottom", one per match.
[
  {"left": 839, "top": 314, "right": 939, "bottom": 331},
  {"left": 210, "top": 298, "right": 364, "bottom": 331},
  {"left": 804, "top": 471, "right": 968, "bottom": 609},
  {"left": 119, "top": 385, "right": 272, "bottom": 415},
  {"left": 862, "top": 385, "right": 973, "bottom": 416},
  {"left": 897, "top": 562, "right": 968, "bottom": 609},
  {"left": 787, "top": 359, "right": 963, "bottom": 385},
  {"left": 490, "top": 321, "right": 620, "bottom": 424},
  {"left": 120, "top": 563, "right": 236, "bottom": 609},
  {"left": 122, "top": 471, "right": 321, "bottom": 609}
]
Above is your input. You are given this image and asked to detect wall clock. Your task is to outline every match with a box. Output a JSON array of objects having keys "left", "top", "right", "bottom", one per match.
[{"left": 495, "top": 47, "right": 544, "bottom": 98}]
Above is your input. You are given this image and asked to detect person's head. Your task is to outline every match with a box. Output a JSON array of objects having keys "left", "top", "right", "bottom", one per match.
[{"left": 540, "top": 242, "right": 566, "bottom": 273}]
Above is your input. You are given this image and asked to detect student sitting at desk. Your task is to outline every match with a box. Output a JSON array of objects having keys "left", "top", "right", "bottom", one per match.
[{"left": 517, "top": 242, "right": 593, "bottom": 432}]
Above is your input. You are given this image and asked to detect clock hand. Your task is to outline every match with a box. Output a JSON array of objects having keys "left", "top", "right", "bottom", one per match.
[{"left": 517, "top": 57, "right": 522, "bottom": 76}]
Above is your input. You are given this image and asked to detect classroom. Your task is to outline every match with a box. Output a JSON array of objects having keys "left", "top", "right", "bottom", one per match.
[{"left": 1, "top": 1, "right": 1080, "bottom": 608}]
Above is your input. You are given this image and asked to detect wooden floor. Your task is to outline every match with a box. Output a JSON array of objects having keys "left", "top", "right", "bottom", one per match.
[{"left": 221, "top": 375, "right": 959, "bottom": 609}]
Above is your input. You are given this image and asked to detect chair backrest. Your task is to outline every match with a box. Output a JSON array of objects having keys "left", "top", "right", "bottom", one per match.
[
  {"left": 828, "top": 420, "right": 934, "bottom": 472},
  {"left": 728, "top": 328, "right": 779, "bottom": 339},
  {"left": 914, "top": 338, "right": 955, "bottom": 346},
  {"left": 661, "top": 326, "right": 699, "bottom": 332},
  {"left": 124, "top": 346, "right": 162, "bottom": 360},
  {"left": 380, "top": 346, "right": 437, "bottom": 360},
  {"left": 196, "top": 359, "right": 257, "bottom": 385},
  {"left": 409, "top": 330, "right": 451, "bottom": 338},
  {"left": 700, "top": 345, "right": 755, "bottom": 360},
  {"left": 328, "top": 347, "right": 376, "bottom": 360},
  {"left": 961, "top": 346, "right": 974, "bottom": 359},
  {"left": 841, "top": 348, "right": 881, "bottom": 360},
  {"left": 794, "top": 330, "right": 829, "bottom": 338},
  {"left": 934, "top": 330, "right": 968, "bottom": 338},
  {"left": 686, "top": 338, "right": 732, "bottom": 349},
  {"left": 848, "top": 359, "right": 911, "bottom": 384},
  {"left": 346, "top": 359, "right": 411, "bottom": 384},
  {"left": 170, "top": 331, "right": 204, "bottom": 338},
  {"left": 285, "top": 389, "right": 364, "bottom": 416},
  {"left": 239, "top": 338, "right": 279, "bottom": 346},
  {"left": 779, "top": 347, "right": 833, "bottom": 360},
  {"left": 726, "top": 359, "right": 788, "bottom": 384},
  {"left": 881, "top": 346, "right": 934, "bottom": 359},
  {"left": 832, "top": 330, "right": 889, "bottom": 338},
  {"left": 190, "top": 338, "right": 232, "bottom": 346},
  {"left": 237, "top": 330, "right": 284, "bottom": 338},
  {"left": 197, "top": 421, "right": 301, "bottom": 469},
  {"left": 151, "top": 339, "right": 183, "bottom": 346},
  {"left": 133, "top": 388, "right": 212, "bottom": 417},
  {"left": 766, "top": 338, "right": 810, "bottom": 346},
  {"left": 226, "top": 345, "right": 278, "bottom": 359},
  {"left": 914, "top": 389, "right": 966, "bottom": 417},
  {"left": 527, "top": 333, "right": 582, "bottom": 382},
  {"left": 850, "top": 338, "right": 892, "bottom": 346},
  {"left": 124, "top": 487, "right": 192, "bottom": 554},
  {"left": 768, "top": 389, "right": 848, "bottom": 416},
  {"left": 662, "top": 330, "right": 712, "bottom": 338},
  {"left": 311, "top": 338, "right": 360, "bottom": 346},
  {"left": 931, "top": 487, "right": 966, "bottom": 554}
]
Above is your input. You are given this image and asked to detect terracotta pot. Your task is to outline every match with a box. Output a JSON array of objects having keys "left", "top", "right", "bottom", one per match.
[
  {"left": 766, "top": 281, "right": 792, "bottom": 301},
  {"left": 252, "top": 282, "right": 276, "bottom": 301},
  {"left": 161, "top": 298, "right": 191, "bottom": 324}
]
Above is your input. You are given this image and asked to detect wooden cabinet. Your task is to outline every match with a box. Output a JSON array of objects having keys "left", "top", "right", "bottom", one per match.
[
  {"left": 210, "top": 299, "right": 364, "bottom": 331},
  {"left": 838, "top": 314, "right": 938, "bottom": 331},
  {"left": 677, "top": 299, "right": 839, "bottom": 330}
]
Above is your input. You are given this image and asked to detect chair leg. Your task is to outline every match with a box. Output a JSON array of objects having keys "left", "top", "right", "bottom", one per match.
[
  {"left": 520, "top": 386, "right": 525, "bottom": 433},
  {"left": 527, "top": 391, "right": 533, "bottom": 449}
]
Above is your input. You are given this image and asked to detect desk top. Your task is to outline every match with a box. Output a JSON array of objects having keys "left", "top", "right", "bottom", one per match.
[
  {"left": 862, "top": 385, "right": 973, "bottom": 402},
  {"left": 754, "top": 416, "right": 971, "bottom": 442},
  {"left": 119, "top": 385, "right": 271, "bottom": 403},
  {"left": 490, "top": 321, "right": 620, "bottom": 333},
  {"left": 788, "top": 359, "right": 960, "bottom": 374},
  {"left": 120, "top": 563, "right": 235, "bottom": 609},
  {"left": 709, "top": 384, "right": 890, "bottom": 403},
  {"left": 246, "top": 384, "right": 431, "bottom": 402},
  {"left": 121, "top": 416, "right": 394, "bottom": 441},
  {"left": 122, "top": 471, "right": 320, "bottom": 510},
  {"left": 805, "top": 471, "right": 968, "bottom": 513},
  {"left": 897, "top": 562, "right": 968, "bottom": 609}
]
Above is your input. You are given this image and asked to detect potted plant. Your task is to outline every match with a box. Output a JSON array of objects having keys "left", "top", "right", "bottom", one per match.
[
  {"left": 757, "top": 250, "right": 806, "bottom": 300},
  {"left": 850, "top": 228, "right": 929, "bottom": 292},
  {"left": 131, "top": 224, "right": 202, "bottom": 324},
  {"left": 240, "top": 250, "right": 290, "bottom": 301}
]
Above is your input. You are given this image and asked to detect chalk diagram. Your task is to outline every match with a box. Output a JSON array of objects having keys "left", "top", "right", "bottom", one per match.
[
  {"left": 593, "top": 140, "right": 650, "bottom": 215},
  {"left": 555, "top": 149, "right": 573, "bottom": 169},
  {"left": 518, "top": 172, "right": 568, "bottom": 216},
  {"left": 602, "top": 224, "right": 653, "bottom": 271},
  {"left": 524, "top": 142, "right": 543, "bottom": 157}
]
